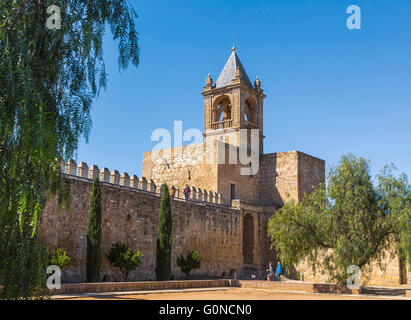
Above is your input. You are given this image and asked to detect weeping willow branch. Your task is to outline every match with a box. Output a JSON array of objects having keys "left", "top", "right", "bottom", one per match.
[{"left": 0, "top": 0, "right": 140, "bottom": 299}]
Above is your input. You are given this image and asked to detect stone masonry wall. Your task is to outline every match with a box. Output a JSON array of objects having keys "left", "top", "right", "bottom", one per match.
[
  {"left": 259, "top": 152, "right": 298, "bottom": 206},
  {"left": 236, "top": 202, "right": 277, "bottom": 272},
  {"left": 142, "top": 138, "right": 262, "bottom": 204},
  {"left": 40, "top": 158, "right": 406, "bottom": 286},
  {"left": 40, "top": 175, "right": 243, "bottom": 283},
  {"left": 296, "top": 249, "right": 409, "bottom": 286},
  {"left": 258, "top": 151, "right": 325, "bottom": 206},
  {"left": 298, "top": 152, "right": 326, "bottom": 202},
  {"left": 142, "top": 143, "right": 219, "bottom": 201},
  {"left": 216, "top": 141, "right": 261, "bottom": 204}
]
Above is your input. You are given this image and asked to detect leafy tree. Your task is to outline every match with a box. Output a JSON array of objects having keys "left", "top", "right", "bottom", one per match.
[
  {"left": 267, "top": 154, "right": 410, "bottom": 285},
  {"left": 0, "top": 1, "right": 139, "bottom": 298},
  {"left": 48, "top": 248, "right": 71, "bottom": 269},
  {"left": 376, "top": 165, "right": 411, "bottom": 266},
  {"left": 107, "top": 241, "right": 142, "bottom": 281},
  {"left": 177, "top": 251, "right": 201, "bottom": 279},
  {"left": 156, "top": 184, "right": 173, "bottom": 281},
  {"left": 87, "top": 177, "right": 102, "bottom": 282}
]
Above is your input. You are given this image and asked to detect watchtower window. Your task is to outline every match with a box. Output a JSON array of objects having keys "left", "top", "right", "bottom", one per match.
[
  {"left": 212, "top": 97, "right": 233, "bottom": 130},
  {"left": 244, "top": 99, "right": 258, "bottom": 128},
  {"left": 216, "top": 99, "right": 231, "bottom": 122}
]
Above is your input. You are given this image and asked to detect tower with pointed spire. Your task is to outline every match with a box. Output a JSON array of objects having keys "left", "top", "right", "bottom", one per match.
[
  {"left": 142, "top": 46, "right": 324, "bottom": 208},
  {"left": 202, "top": 47, "right": 266, "bottom": 153}
]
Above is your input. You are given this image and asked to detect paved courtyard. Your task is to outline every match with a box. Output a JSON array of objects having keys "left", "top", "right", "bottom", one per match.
[{"left": 53, "top": 287, "right": 410, "bottom": 300}]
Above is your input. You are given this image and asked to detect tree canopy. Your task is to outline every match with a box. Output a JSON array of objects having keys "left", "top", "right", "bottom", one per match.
[
  {"left": 0, "top": 0, "right": 139, "bottom": 298},
  {"left": 267, "top": 154, "right": 411, "bottom": 285}
]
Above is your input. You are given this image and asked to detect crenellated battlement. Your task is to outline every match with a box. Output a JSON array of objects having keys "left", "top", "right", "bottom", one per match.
[{"left": 61, "top": 160, "right": 226, "bottom": 206}]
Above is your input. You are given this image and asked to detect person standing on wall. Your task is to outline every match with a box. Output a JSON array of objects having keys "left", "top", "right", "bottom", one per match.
[
  {"left": 183, "top": 185, "right": 190, "bottom": 201},
  {"left": 275, "top": 261, "right": 282, "bottom": 282}
]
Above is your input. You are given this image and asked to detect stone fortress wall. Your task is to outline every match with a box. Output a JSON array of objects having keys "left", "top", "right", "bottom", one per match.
[
  {"left": 37, "top": 45, "right": 410, "bottom": 287},
  {"left": 68, "top": 158, "right": 225, "bottom": 204},
  {"left": 40, "top": 151, "right": 326, "bottom": 283},
  {"left": 40, "top": 160, "right": 251, "bottom": 283},
  {"left": 296, "top": 249, "right": 410, "bottom": 287},
  {"left": 143, "top": 136, "right": 326, "bottom": 208},
  {"left": 142, "top": 143, "right": 220, "bottom": 203},
  {"left": 40, "top": 157, "right": 408, "bottom": 286}
]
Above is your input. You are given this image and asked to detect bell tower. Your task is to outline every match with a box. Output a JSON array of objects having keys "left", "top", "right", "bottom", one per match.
[{"left": 202, "top": 47, "right": 266, "bottom": 153}]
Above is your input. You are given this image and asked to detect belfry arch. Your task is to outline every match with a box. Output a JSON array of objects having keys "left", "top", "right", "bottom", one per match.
[
  {"left": 212, "top": 96, "right": 232, "bottom": 129},
  {"left": 243, "top": 98, "right": 258, "bottom": 127}
]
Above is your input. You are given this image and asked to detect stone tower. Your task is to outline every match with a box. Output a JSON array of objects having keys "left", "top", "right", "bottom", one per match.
[
  {"left": 202, "top": 47, "right": 266, "bottom": 153},
  {"left": 142, "top": 46, "right": 325, "bottom": 205}
]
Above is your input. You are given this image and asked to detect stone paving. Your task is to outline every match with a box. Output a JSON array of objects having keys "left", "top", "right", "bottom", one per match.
[{"left": 52, "top": 287, "right": 411, "bottom": 301}]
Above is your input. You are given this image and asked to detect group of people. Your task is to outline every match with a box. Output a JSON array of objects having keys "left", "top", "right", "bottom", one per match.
[
  {"left": 169, "top": 184, "right": 191, "bottom": 201},
  {"left": 266, "top": 261, "right": 282, "bottom": 282}
]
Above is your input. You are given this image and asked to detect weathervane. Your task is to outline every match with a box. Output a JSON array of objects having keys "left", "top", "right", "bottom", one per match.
[{"left": 232, "top": 32, "right": 237, "bottom": 52}]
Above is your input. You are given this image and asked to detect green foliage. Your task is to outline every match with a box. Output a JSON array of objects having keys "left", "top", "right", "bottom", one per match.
[
  {"left": 107, "top": 241, "right": 142, "bottom": 281},
  {"left": 0, "top": 235, "right": 49, "bottom": 299},
  {"left": 0, "top": 1, "right": 139, "bottom": 298},
  {"left": 177, "top": 251, "right": 201, "bottom": 279},
  {"left": 87, "top": 177, "right": 102, "bottom": 282},
  {"left": 376, "top": 165, "right": 411, "bottom": 265},
  {"left": 49, "top": 248, "right": 71, "bottom": 269},
  {"left": 156, "top": 184, "right": 173, "bottom": 281},
  {"left": 267, "top": 154, "right": 411, "bottom": 285}
]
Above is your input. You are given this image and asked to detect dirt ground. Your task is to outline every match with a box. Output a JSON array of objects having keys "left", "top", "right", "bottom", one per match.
[{"left": 57, "top": 288, "right": 405, "bottom": 300}]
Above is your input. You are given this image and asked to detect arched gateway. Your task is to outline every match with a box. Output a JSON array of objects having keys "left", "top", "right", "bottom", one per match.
[{"left": 243, "top": 214, "right": 254, "bottom": 265}]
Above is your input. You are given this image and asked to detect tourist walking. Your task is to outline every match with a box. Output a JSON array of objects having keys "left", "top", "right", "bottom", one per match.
[
  {"left": 266, "top": 262, "right": 274, "bottom": 281},
  {"left": 275, "top": 261, "right": 282, "bottom": 282},
  {"left": 170, "top": 188, "right": 175, "bottom": 198},
  {"left": 183, "top": 185, "right": 190, "bottom": 201}
]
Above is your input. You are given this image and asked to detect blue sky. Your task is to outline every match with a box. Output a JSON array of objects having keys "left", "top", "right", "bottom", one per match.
[{"left": 77, "top": 0, "right": 411, "bottom": 180}]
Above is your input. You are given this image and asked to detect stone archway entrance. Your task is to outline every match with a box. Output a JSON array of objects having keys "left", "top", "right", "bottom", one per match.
[{"left": 243, "top": 214, "right": 254, "bottom": 265}]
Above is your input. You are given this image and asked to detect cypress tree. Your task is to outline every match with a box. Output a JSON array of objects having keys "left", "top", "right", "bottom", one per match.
[
  {"left": 86, "top": 177, "right": 102, "bottom": 282},
  {"left": 155, "top": 184, "right": 173, "bottom": 281}
]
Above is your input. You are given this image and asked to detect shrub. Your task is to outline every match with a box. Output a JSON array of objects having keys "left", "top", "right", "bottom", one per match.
[
  {"left": 107, "top": 241, "right": 142, "bottom": 281},
  {"left": 49, "top": 248, "right": 71, "bottom": 269},
  {"left": 177, "top": 251, "right": 201, "bottom": 279}
]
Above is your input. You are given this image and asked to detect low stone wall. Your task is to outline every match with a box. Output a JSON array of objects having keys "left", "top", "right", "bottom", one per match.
[
  {"left": 296, "top": 249, "right": 409, "bottom": 287},
  {"left": 50, "top": 279, "right": 232, "bottom": 295},
  {"left": 234, "top": 280, "right": 361, "bottom": 294},
  {"left": 50, "top": 279, "right": 360, "bottom": 295}
]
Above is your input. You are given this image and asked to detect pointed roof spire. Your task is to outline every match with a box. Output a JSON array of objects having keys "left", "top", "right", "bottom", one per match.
[{"left": 215, "top": 48, "right": 253, "bottom": 88}]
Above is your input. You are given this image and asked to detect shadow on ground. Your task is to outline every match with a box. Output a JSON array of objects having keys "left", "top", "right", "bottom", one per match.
[{"left": 361, "top": 287, "right": 406, "bottom": 297}]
